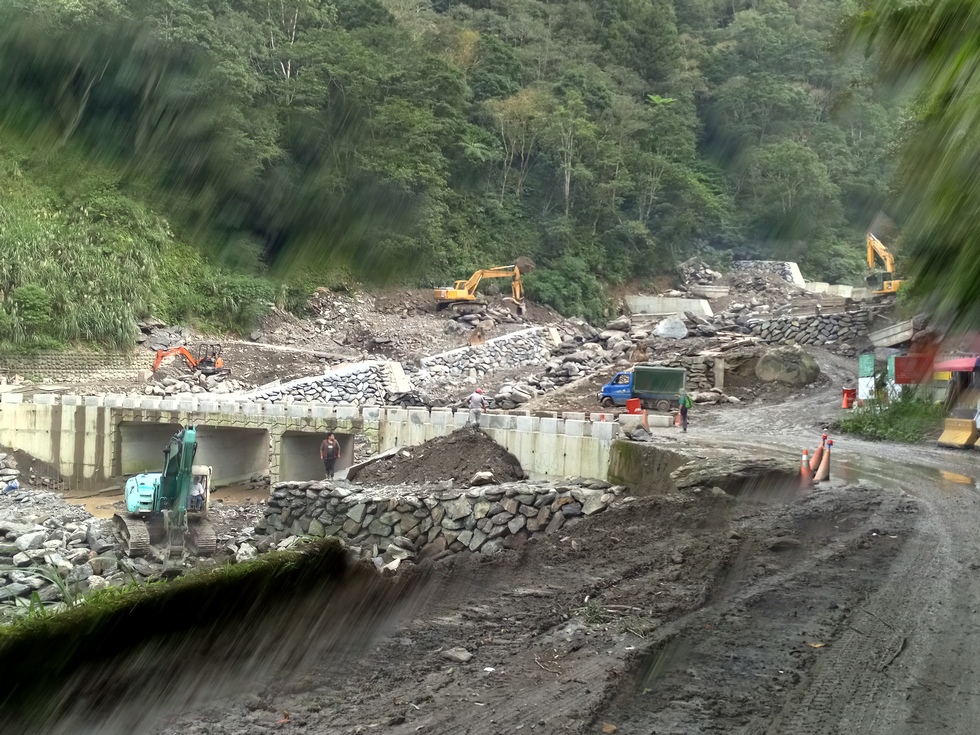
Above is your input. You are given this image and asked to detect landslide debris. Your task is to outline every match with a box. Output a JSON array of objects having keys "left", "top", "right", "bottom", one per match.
[{"left": 355, "top": 427, "right": 525, "bottom": 486}]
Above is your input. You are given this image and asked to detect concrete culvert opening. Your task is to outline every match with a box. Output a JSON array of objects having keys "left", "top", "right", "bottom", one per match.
[
  {"left": 117, "top": 423, "right": 270, "bottom": 487},
  {"left": 280, "top": 431, "right": 355, "bottom": 482}
]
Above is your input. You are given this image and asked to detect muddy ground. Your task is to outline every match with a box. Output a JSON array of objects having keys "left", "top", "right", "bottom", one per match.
[
  {"left": 354, "top": 426, "right": 525, "bottom": 487},
  {"left": 152, "top": 477, "right": 914, "bottom": 735}
]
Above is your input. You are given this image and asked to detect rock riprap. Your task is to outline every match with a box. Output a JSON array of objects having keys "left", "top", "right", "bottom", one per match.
[{"left": 256, "top": 478, "right": 624, "bottom": 566}]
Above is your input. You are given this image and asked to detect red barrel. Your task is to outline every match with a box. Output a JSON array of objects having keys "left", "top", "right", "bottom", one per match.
[
  {"left": 842, "top": 388, "right": 857, "bottom": 409},
  {"left": 626, "top": 398, "right": 642, "bottom": 414}
]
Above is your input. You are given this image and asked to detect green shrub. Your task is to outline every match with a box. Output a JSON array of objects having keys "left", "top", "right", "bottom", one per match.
[{"left": 836, "top": 395, "right": 946, "bottom": 443}]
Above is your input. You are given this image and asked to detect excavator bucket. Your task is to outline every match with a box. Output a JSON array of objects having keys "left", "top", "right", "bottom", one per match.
[{"left": 937, "top": 418, "right": 979, "bottom": 449}]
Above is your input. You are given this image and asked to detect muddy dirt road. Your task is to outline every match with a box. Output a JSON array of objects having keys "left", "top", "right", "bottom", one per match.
[{"left": 141, "top": 380, "right": 980, "bottom": 735}]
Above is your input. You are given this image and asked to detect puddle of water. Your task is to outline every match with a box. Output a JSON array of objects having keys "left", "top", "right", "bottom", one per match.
[{"left": 62, "top": 483, "right": 265, "bottom": 518}]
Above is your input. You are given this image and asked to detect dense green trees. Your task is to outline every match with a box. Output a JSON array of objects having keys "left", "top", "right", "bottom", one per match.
[{"left": 0, "top": 0, "right": 899, "bottom": 335}]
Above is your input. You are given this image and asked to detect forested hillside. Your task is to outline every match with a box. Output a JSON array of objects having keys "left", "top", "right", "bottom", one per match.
[{"left": 0, "top": 0, "right": 899, "bottom": 345}]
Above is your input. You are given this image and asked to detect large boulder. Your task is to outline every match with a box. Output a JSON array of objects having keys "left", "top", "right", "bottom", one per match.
[
  {"left": 654, "top": 316, "right": 688, "bottom": 339},
  {"left": 755, "top": 345, "right": 820, "bottom": 385}
]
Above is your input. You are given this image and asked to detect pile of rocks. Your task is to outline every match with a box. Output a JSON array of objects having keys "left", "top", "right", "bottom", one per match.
[
  {"left": 733, "top": 260, "right": 803, "bottom": 286},
  {"left": 137, "top": 319, "right": 193, "bottom": 351},
  {"left": 245, "top": 361, "right": 396, "bottom": 405},
  {"left": 143, "top": 372, "right": 252, "bottom": 397},
  {"left": 445, "top": 303, "right": 528, "bottom": 335},
  {"left": 0, "top": 508, "right": 127, "bottom": 609},
  {"left": 256, "top": 478, "right": 625, "bottom": 569},
  {"left": 678, "top": 257, "right": 724, "bottom": 287},
  {"left": 416, "top": 328, "right": 556, "bottom": 383}
]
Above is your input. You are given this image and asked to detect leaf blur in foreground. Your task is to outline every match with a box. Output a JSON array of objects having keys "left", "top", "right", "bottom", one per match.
[{"left": 850, "top": 0, "right": 980, "bottom": 326}]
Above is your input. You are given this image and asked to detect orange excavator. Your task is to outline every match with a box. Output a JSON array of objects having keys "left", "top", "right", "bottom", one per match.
[{"left": 152, "top": 343, "right": 230, "bottom": 376}]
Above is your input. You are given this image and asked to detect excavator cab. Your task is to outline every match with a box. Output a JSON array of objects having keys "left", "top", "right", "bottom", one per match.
[{"left": 194, "top": 343, "right": 228, "bottom": 376}]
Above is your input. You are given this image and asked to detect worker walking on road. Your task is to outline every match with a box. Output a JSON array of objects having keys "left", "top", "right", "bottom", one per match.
[
  {"left": 320, "top": 432, "right": 341, "bottom": 480},
  {"left": 466, "top": 388, "right": 488, "bottom": 427},
  {"left": 678, "top": 390, "right": 693, "bottom": 433}
]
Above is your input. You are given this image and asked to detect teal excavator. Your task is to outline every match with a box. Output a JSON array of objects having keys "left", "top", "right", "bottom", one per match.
[{"left": 113, "top": 425, "right": 217, "bottom": 558}]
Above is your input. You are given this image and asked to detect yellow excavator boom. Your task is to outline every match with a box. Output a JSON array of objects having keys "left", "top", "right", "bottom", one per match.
[{"left": 866, "top": 233, "right": 904, "bottom": 295}]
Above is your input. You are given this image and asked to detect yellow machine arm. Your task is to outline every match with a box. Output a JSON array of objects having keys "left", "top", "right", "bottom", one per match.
[
  {"left": 867, "top": 233, "right": 896, "bottom": 273},
  {"left": 866, "top": 232, "right": 904, "bottom": 296}
]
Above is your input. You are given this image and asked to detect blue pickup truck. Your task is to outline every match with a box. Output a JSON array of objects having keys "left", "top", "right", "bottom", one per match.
[{"left": 597, "top": 365, "right": 686, "bottom": 411}]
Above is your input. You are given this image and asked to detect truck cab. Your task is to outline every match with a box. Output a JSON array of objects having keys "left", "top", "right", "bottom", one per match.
[{"left": 598, "top": 372, "right": 635, "bottom": 408}]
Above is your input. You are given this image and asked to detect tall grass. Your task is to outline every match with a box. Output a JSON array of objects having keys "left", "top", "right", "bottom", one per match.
[
  {"left": 0, "top": 131, "right": 284, "bottom": 349},
  {"left": 836, "top": 395, "right": 946, "bottom": 443}
]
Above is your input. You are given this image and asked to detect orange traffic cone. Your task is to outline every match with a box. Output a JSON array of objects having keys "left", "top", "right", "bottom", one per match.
[
  {"left": 814, "top": 440, "right": 832, "bottom": 482},
  {"left": 809, "top": 434, "right": 828, "bottom": 472},
  {"left": 800, "top": 449, "right": 813, "bottom": 488},
  {"left": 674, "top": 412, "right": 682, "bottom": 427}
]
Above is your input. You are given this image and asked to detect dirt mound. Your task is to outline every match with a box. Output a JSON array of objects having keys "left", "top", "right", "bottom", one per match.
[{"left": 355, "top": 427, "right": 525, "bottom": 486}]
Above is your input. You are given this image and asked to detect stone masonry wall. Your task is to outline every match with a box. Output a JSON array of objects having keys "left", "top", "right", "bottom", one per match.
[
  {"left": 417, "top": 327, "right": 556, "bottom": 381},
  {"left": 257, "top": 478, "right": 623, "bottom": 562},
  {"left": 0, "top": 352, "right": 151, "bottom": 382},
  {"left": 243, "top": 361, "right": 399, "bottom": 405},
  {"left": 749, "top": 311, "right": 871, "bottom": 347}
]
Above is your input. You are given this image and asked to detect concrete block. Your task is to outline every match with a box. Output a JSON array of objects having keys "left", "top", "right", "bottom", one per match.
[
  {"left": 589, "top": 412, "right": 616, "bottom": 423},
  {"left": 242, "top": 402, "right": 262, "bottom": 415},
  {"left": 287, "top": 404, "right": 311, "bottom": 418},
  {"left": 386, "top": 408, "right": 407, "bottom": 423},
  {"left": 160, "top": 399, "right": 179, "bottom": 411},
  {"left": 336, "top": 405, "right": 358, "bottom": 420},
  {"left": 104, "top": 395, "right": 125, "bottom": 408},
  {"left": 453, "top": 411, "right": 469, "bottom": 428},
  {"left": 33, "top": 394, "right": 56, "bottom": 405},
  {"left": 562, "top": 412, "right": 587, "bottom": 421},
  {"left": 539, "top": 417, "right": 562, "bottom": 434},
  {"left": 806, "top": 281, "right": 830, "bottom": 294},
  {"left": 430, "top": 409, "right": 452, "bottom": 426},
  {"left": 407, "top": 408, "right": 428, "bottom": 426},
  {"left": 178, "top": 399, "right": 198, "bottom": 412},
  {"left": 515, "top": 416, "right": 539, "bottom": 432},
  {"left": 591, "top": 422, "right": 619, "bottom": 440},
  {"left": 83, "top": 396, "right": 103, "bottom": 407},
  {"left": 218, "top": 402, "right": 240, "bottom": 414},
  {"left": 265, "top": 404, "right": 286, "bottom": 416},
  {"left": 61, "top": 395, "right": 82, "bottom": 406},
  {"left": 0, "top": 393, "right": 24, "bottom": 404},
  {"left": 564, "top": 419, "right": 587, "bottom": 437},
  {"left": 141, "top": 398, "right": 162, "bottom": 411},
  {"left": 362, "top": 407, "right": 381, "bottom": 422},
  {"left": 311, "top": 404, "right": 334, "bottom": 419},
  {"left": 646, "top": 414, "right": 673, "bottom": 428}
]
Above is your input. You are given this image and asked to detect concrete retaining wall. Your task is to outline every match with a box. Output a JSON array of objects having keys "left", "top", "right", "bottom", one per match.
[
  {"left": 256, "top": 480, "right": 622, "bottom": 559},
  {"left": 625, "top": 296, "right": 713, "bottom": 317},
  {"left": 0, "top": 395, "right": 627, "bottom": 485}
]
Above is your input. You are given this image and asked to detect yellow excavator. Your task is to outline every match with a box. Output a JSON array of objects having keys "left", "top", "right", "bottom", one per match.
[
  {"left": 866, "top": 232, "right": 904, "bottom": 296},
  {"left": 434, "top": 265, "right": 527, "bottom": 315}
]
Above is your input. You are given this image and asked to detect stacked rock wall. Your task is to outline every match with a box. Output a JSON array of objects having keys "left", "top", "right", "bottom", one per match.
[
  {"left": 257, "top": 479, "right": 622, "bottom": 559},
  {"left": 750, "top": 311, "right": 871, "bottom": 347},
  {"left": 243, "top": 361, "right": 401, "bottom": 405},
  {"left": 0, "top": 352, "right": 151, "bottom": 383},
  {"left": 418, "top": 328, "right": 555, "bottom": 379},
  {"left": 733, "top": 260, "right": 806, "bottom": 287}
]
